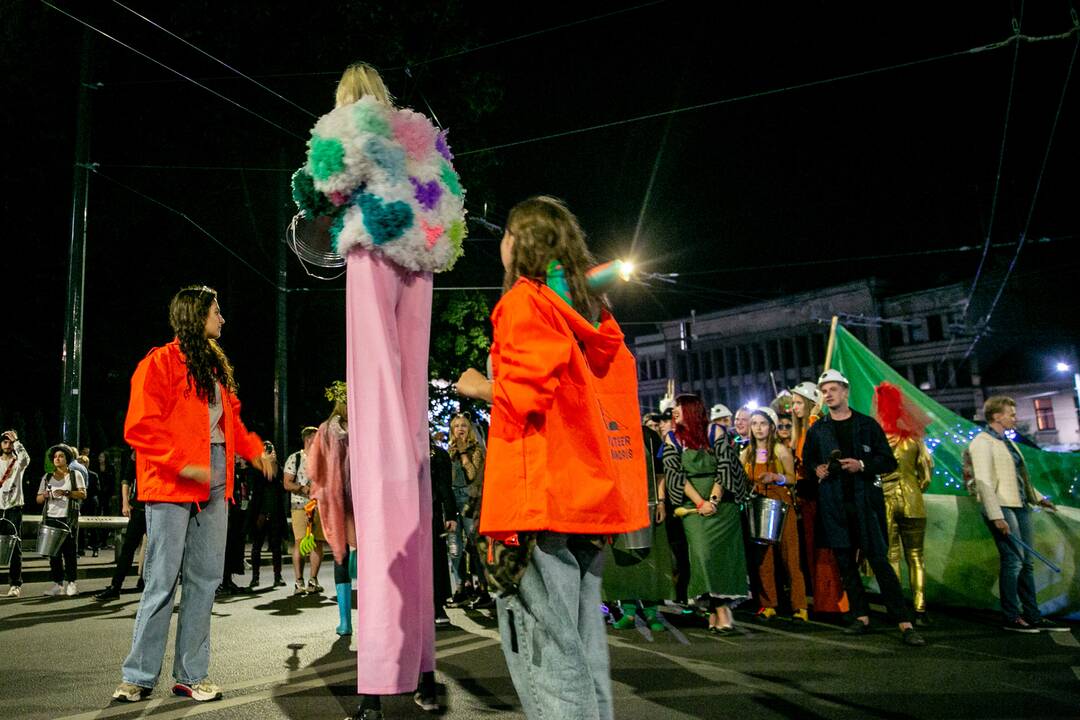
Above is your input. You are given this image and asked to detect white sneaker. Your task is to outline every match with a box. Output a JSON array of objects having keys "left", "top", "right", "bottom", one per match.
[
  {"left": 66, "top": 582, "right": 79, "bottom": 597},
  {"left": 44, "top": 583, "right": 64, "bottom": 596},
  {"left": 6, "top": 586, "right": 20, "bottom": 598},
  {"left": 172, "top": 680, "right": 223, "bottom": 702}
]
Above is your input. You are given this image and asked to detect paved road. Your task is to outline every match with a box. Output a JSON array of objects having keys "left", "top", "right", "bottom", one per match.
[{"left": 1, "top": 572, "right": 1079, "bottom": 719}]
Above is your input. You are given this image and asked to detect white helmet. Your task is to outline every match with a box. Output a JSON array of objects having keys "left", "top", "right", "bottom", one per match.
[
  {"left": 818, "top": 369, "right": 850, "bottom": 387},
  {"left": 751, "top": 406, "right": 779, "bottom": 427},
  {"left": 659, "top": 397, "right": 676, "bottom": 413},
  {"left": 710, "top": 403, "right": 732, "bottom": 421},
  {"left": 791, "top": 381, "right": 822, "bottom": 405}
]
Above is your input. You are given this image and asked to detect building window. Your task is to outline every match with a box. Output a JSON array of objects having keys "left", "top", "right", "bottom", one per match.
[
  {"left": 676, "top": 355, "right": 688, "bottom": 381},
  {"left": 1034, "top": 398, "right": 1056, "bottom": 431},
  {"left": 888, "top": 323, "right": 905, "bottom": 347},
  {"left": 657, "top": 359, "right": 667, "bottom": 378},
  {"left": 638, "top": 360, "right": 649, "bottom": 380},
  {"left": 927, "top": 314, "right": 945, "bottom": 342}
]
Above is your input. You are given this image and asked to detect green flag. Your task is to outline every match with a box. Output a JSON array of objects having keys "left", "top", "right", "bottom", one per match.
[{"left": 830, "top": 323, "right": 1080, "bottom": 615}]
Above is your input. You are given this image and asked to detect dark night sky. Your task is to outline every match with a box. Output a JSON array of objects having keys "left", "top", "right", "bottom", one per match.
[{"left": 1, "top": 1, "right": 1077, "bottom": 455}]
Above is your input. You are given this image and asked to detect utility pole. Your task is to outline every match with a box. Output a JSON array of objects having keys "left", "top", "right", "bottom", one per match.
[
  {"left": 274, "top": 153, "right": 289, "bottom": 458},
  {"left": 60, "top": 28, "right": 94, "bottom": 445}
]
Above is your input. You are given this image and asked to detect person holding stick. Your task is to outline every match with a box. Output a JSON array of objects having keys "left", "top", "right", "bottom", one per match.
[{"left": 968, "top": 395, "right": 1068, "bottom": 633}]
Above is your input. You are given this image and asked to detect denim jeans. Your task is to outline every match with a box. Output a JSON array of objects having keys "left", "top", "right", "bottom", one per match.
[
  {"left": 448, "top": 485, "right": 468, "bottom": 591},
  {"left": 985, "top": 506, "right": 1041, "bottom": 622},
  {"left": 495, "top": 533, "right": 612, "bottom": 720},
  {"left": 122, "top": 445, "right": 228, "bottom": 688}
]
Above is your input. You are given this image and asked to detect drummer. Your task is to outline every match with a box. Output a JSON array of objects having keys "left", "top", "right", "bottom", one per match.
[
  {"left": 740, "top": 408, "right": 807, "bottom": 622},
  {"left": 662, "top": 394, "right": 751, "bottom": 634},
  {"left": 36, "top": 444, "right": 87, "bottom": 597}
]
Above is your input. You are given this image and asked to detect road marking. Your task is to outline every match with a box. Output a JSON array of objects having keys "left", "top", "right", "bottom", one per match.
[
  {"left": 606, "top": 635, "right": 845, "bottom": 711},
  {"left": 52, "top": 637, "right": 497, "bottom": 720},
  {"left": 444, "top": 607, "right": 502, "bottom": 641},
  {"left": 741, "top": 620, "right": 891, "bottom": 654},
  {"left": 1051, "top": 632, "right": 1080, "bottom": 648},
  {"left": 1073, "top": 666, "right": 1080, "bottom": 681}
]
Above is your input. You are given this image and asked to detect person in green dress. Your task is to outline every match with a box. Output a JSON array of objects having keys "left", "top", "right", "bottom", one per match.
[{"left": 662, "top": 394, "right": 751, "bottom": 633}]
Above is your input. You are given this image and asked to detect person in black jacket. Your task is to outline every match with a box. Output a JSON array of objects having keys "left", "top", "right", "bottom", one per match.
[
  {"left": 803, "top": 370, "right": 925, "bottom": 647},
  {"left": 430, "top": 436, "right": 456, "bottom": 626}
]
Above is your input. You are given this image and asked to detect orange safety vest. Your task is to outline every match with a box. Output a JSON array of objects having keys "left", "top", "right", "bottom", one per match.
[
  {"left": 479, "top": 279, "right": 648, "bottom": 539},
  {"left": 124, "top": 340, "right": 264, "bottom": 505}
]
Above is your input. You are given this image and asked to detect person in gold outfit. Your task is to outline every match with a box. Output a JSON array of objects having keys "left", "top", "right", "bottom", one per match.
[{"left": 873, "top": 382, "right": 933, "bottom": 626}]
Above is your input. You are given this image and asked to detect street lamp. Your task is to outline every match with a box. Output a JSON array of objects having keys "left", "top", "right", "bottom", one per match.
[{"left": 1056, "top": 361, "right": 1071, "bottom": 373}]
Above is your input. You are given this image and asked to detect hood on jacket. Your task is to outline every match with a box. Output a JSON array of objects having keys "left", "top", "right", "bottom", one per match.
[{"left": 534, "top": 282, "right": 624, "bottom": 376}]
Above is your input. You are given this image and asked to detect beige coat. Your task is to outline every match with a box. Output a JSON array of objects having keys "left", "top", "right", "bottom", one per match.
[{"left": 968, "top": 431, "right": 1042, "bottom": 521}]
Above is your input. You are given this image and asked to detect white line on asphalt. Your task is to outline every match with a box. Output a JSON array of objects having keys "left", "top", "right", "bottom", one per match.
[
  {"left": 444, "top": 607, "right": 502, "bottom": 641},
  {"left": 1051, "top": 632, "right": 1080, "bottom": 648},
  {"left": 1073, "top": 666, "right": 1080, "bottom": 681},
  {"left": 740, "top": 620, "right": 892, "bottom": 654},
  {"left": 606, "top": 635, "right": 846, "bottom": 711},
  {"left": 52, "top": 636, "right": 496, "bottom": 720}
]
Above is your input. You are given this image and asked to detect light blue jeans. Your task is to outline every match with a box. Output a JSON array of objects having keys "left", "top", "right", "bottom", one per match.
[
  {"left": 122, "top": 445, "right": 228, "bottom": 688},
  {"left": 495, "top": 533, "right": 612, "bottom": 720}
]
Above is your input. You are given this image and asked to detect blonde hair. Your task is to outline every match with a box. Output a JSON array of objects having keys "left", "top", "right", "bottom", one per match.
[
  {"left": 335, "top": 62, "right": 393, "bottom": 108},
  {"left": 503, "top": 196, "right": 601, "bottom": 321},
  {"left": 448, "top": 414, "right": 479, "bottom": 454},
  {"left": 983, "top": 395, "right": 1016, "bottom": 424}
]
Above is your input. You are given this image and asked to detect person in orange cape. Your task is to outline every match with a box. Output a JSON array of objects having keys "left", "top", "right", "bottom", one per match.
[
  {"left": 456, "top": 196, "right": 647, "bottom": 720},
  {"left": 791, "top": 381, "right": 848, "bottom": 616},
  {"left": 113, "top": 286, "right": 273, "bottom": 703}
]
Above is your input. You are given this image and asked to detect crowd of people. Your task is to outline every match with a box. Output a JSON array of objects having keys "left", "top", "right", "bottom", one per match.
[{"left": 1, "top": 57, "right": 1071, "bottom": 720}]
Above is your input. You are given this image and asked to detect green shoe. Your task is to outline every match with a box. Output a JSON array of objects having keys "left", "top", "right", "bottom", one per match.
[
  {"left": 642, "top": 606, "right": 664, "bottom": 632},
  {"left": 612, "top": 613, "right": 637, "bottom": 630}
]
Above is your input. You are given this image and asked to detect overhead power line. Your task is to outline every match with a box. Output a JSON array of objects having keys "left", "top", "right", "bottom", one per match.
[
  {"left": 39, "top": 0, "right": 305, "bottom": 140},
  {"left": 109, "top": 0, "right": 317, "bottom": 118},
  {"left": 963, "top": 27, "right": 1079, "bottom": 361},
  {"left": 104, "top": 1, "right": 667, "bottom": 85},
  {"left": 457, "top": 25, "right": 1080, "bottom": 157}
]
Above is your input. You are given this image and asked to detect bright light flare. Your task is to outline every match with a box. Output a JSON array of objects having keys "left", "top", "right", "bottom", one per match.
[
  {"left": 1056, "top": 362, "right": 1071, "bottom": 373},
  {"left": 617, "top": 260, "right": 635, "bottom": 282},
  {"left": 746, "top": 400, "right": 759, "bottom": 411}
]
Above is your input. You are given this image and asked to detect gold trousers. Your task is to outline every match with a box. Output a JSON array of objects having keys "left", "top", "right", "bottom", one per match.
[{"left": 883, "top": 495, "right": 927, "bottom": 613}]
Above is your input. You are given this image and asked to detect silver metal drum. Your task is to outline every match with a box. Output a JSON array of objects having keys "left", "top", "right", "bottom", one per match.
[{"left": 747, "top": 496, "right": 789, "bottom": 545}]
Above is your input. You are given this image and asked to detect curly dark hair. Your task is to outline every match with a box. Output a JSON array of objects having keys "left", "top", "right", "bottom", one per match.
[{"left": 168, "top": 285, "right": 237, "bottom": 402}]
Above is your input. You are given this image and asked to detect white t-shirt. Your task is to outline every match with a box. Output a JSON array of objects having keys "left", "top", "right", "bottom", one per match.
[
  {"left": 284, "top": 450, "right": 310, "bottom": 510},
  {"left": 37, "top": 471, "right": 87, "bottom": 519},
  {"left": 0, "top": 442, "right": 30, "bottom": 510}
]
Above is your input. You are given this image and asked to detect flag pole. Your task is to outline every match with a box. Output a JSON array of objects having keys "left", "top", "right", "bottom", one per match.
[{"left": 823, "top": 316, "right": 839, "bottom": 371}]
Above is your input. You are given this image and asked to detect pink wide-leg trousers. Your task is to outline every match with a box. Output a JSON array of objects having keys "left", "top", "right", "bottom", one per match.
[{"left": 345, "top": 248, "right": 435, "bottom": 694}]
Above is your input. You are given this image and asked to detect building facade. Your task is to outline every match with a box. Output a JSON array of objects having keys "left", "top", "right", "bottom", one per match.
[{"left": 634, "top": 279, "right": 986, "bottom": 421}]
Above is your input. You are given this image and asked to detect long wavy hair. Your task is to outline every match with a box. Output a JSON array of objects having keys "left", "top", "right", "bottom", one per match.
[
  {"left": 742, "top": 410, "right": 779, "bottom": 471},
  {"left": 674, "top": 394, "right": 709, "bottom": 451},
  {"left": 448, "top": 413, "right": 483, "bottom": 455},
  {"left": 502, "top": 196, "right": 603, "bottom": 322},
  {"left": 169, "top": 285, "right": 237, "bottom": 402}
]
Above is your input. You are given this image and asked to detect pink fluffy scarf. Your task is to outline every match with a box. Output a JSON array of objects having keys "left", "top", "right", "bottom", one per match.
[{"left": 307, "top": 415, "right": 354, "bottom": 563}]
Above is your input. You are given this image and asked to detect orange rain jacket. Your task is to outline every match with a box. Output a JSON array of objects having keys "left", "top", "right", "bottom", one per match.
[
  {"left": 124, "top": 340, "right": 264, "bottom": 505},
  {"left": 479, "top": 279, "right": 649, "bottom": 539}
]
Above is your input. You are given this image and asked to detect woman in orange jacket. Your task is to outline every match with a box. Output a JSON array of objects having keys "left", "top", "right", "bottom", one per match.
[
  {"left": 112, "top": 286, "right": 272, "bottom": 704},
  {"left": 456, "top": 196, "right": 647, "bottom": 720}
]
